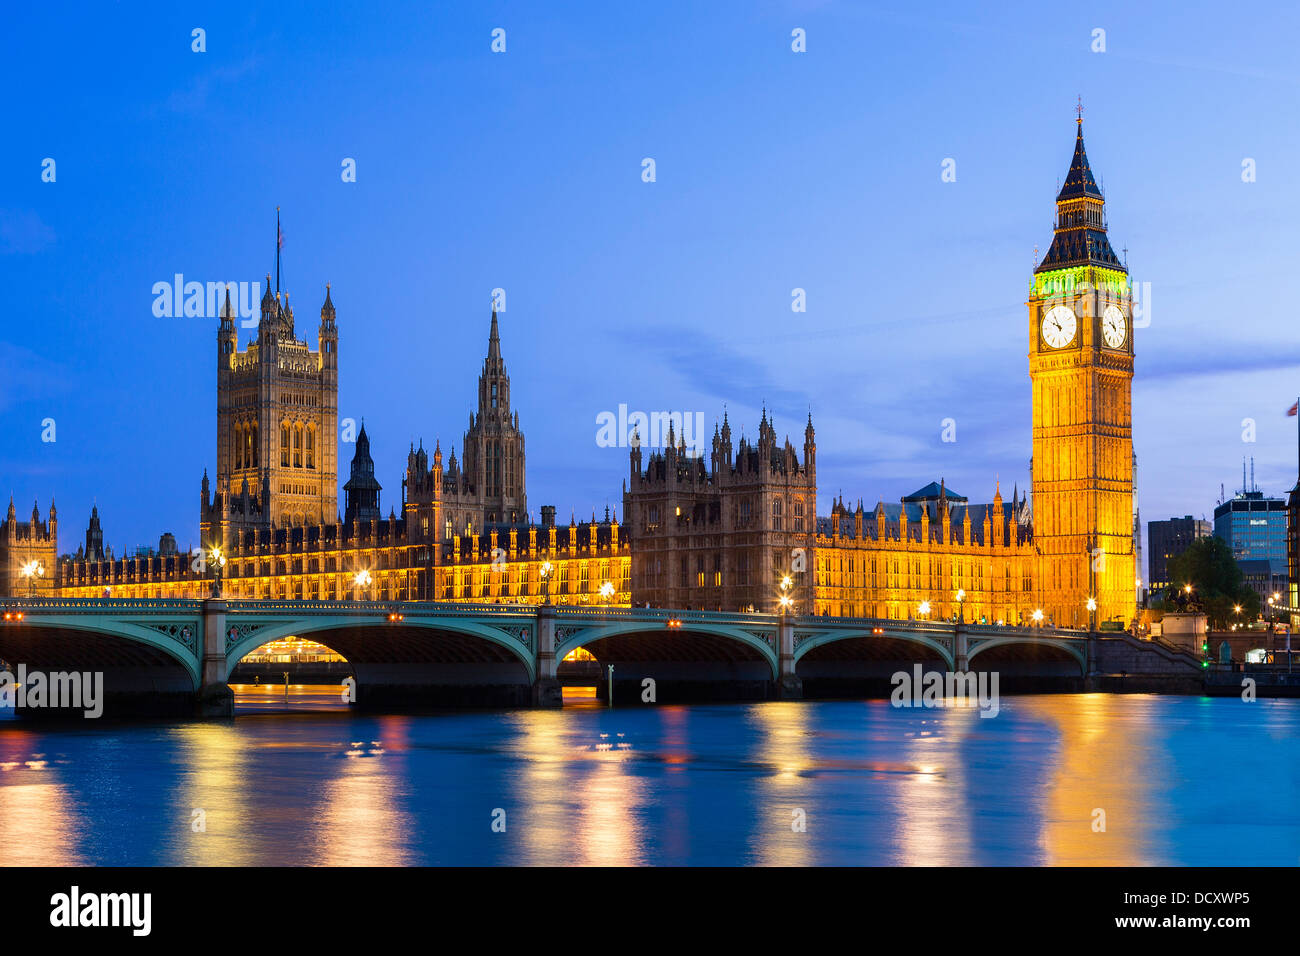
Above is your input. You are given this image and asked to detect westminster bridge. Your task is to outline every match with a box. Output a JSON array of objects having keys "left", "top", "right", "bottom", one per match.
[{"left": 0, "top": 598, "right": 1203, "bottom": 716}]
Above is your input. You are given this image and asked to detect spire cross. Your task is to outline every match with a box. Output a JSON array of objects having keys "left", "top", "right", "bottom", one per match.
[{"left": 1075, "top": 96, "right": 1084, "bottom": 123}]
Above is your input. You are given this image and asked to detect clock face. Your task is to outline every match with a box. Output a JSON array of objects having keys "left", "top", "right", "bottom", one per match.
[
  {"left": 1102, "top": 304, "right": 1127, "bottom": 348},
  {"left": 1041, "top": 305, "right": 1077, "bottom": 349}
]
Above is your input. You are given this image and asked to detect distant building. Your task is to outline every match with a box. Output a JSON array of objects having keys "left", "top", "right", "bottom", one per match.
[
  {"left": 1214, "top": 487, "right": 1286, "bottom": 576},
  {"left": 1237, "top": 559, "right": 1286, "bottom": 609},
  {"left": 1147, "top": 516, "right": 1211, "bottom": 593}
]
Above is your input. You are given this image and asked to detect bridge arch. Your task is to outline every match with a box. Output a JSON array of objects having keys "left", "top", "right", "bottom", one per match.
[
  {"left": 966, "top": 635, "right": 1086, "bottom": 675},
  {"left": 225, "top": 616, "right": 537, "bottom": 682},
  {"left": 793, "top": 628, "right": 956, "bottom": 670},
  {"left": 1, "top": 614, "right": 202, "bottom": 688},
  {"left": 554, "top": 621, "right": 778, "bottom": 679}
]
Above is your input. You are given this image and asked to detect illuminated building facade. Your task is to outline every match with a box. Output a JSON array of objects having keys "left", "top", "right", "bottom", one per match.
[
  {"left": 622, "top": 410, "right": 818, "bottom": 612},
  {"left": 0, "top": 498, "right": 58, "bottom": 598},
  {"left": 1027, "top": 117, "right": 1136, "bottom": 627},
  {"left": 814, "top": 484, "right": 1037, "bottom": 623},
  {"left": 202, "top": 258, "right": 339, "bottom": 542}
]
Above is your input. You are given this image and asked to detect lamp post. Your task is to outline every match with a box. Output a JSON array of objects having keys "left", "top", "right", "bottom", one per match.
[
  {"left": 208, "top": 545, "right": 226, "bottom": 598},
  {"left": 1086, "top": 596, "right": 1097, "bottom": 633},
  {"left": 599, "top": 580, "right": 615, "bottom": 605},
  {"left": 918, "top": 599, "right": 931, "bottom": 619},
  {"left": 1032, "top": 608, "right": 1044, "bottom": 628},
  {"left": 20, "top": 559, "right": 44, "bottom": 598},
  {"left": 540, "top": 561, "right": 553, "bottom": 606},
  {"left": 779, "top": 574, "right": 793, "bottom": 616},
  {"left": 955, "top": 588, "right": 965, "bottom": 624},
  {"left": 353, "top": 568, "right": 372, "bottom": 602}
]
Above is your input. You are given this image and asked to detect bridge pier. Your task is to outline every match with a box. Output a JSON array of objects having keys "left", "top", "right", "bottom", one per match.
[
  {"left": 197, "top": 598, "right": 233, "bottom": 717},
  {"left": 532, "top": 605, "right": 562, "bottom": 708},
  {"left": 777, "top": 615, "right": 802, "bottom": 699},
  {"left": 954, "top": 625, "right": 969, "bottom": 672}
]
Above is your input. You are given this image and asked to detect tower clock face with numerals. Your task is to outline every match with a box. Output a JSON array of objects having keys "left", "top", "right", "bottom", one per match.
[
  {"left": 1041, "top": 304, "right": 1077, "bottom": 349},
  {"left": 1102, "top": 304, "right": 1127, "bottom": 348}
]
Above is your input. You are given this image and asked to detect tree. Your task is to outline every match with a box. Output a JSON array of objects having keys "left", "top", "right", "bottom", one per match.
[{"left": 1163, "top": 536, "right": 1261, "bottom": 629}]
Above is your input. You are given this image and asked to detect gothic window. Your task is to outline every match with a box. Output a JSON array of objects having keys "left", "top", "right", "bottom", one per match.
[
  {"left": 491, "top": 382, "right": 498, "bottom": 410},
  {"left": 281, "top": 425, "right": 290, "bottom": 466},
  {"left": 740, "top": 499, "right": 752, "bottom": 524},
  {"left": 772, "top": 498, "right": 783, "bottom": 531},
  {"left": 305, "top": 427, "right": 315, "bottom": 470},
  {"left": 489, "top": 440, "right": 502, "bottom": 498},
  {"left": 252, "top": 422, "right": 259, "bottom": 466},
  {"left": 793, "top": 498, "right": 805, "bottom": 532},
  {"left": 293, "top": 426, "right": 302, "bottom": 468}
]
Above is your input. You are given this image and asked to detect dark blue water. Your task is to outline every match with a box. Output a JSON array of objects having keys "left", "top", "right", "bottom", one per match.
[{"left": 2, "top": 693, "right": 1296, "bottom": 865}]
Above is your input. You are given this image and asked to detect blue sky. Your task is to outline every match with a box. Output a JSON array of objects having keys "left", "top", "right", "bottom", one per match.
[{"left": 3, "top": 0, "right": 1300, "bottom": 557}]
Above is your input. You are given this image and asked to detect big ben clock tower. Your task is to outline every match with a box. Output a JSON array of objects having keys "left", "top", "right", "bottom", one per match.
[{"left": 1029, "top": 112, "right": 1135, "bottom": 629}]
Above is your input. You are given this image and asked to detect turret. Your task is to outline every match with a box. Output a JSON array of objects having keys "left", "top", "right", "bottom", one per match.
[
  {"left": 218, "top": 285, "right": 237, "bottom": 366},
  {"left": 803, "top": 412, "right": 816, "bottom": 475},
  {"left": 319, "top": 283, "right": 337, "bottom": 370}
]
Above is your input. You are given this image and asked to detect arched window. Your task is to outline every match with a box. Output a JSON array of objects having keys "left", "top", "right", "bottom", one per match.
[
  {"left": 305, "top": 427, "right": 315, "bottom": 469},
  {"left": 772, "top": 498, "right": 783, "bottom": 531},
  {"left": 281, "top": 425, "right": 290, "bottom": 466},
  {"left": 293, "top": 426, "right": 302, "bottom": 468}
]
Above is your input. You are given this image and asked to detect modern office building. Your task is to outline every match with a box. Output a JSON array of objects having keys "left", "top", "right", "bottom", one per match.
[{"left": 1213, "top": 472, "right": 1286, "bottom": 576}]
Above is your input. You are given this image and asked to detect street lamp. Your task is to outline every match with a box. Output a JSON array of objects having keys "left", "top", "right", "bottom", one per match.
[
  {"left": 353, "top": 568, "right": 372, "bottom": 601},
  {"left": 540, "top": 561, "right": 553, "bottom": 605},
  {"left": 599, "top": 580, "right": 615, "bottom": 604},
  {"left": 208, "top": 545, "right": 226, "bottom": 598},
  {"left": 918, "top": 599, "right": 931, "bottom": 617},
  {"left": 779, "top": 574, "right": 793, "bottom": 615},
  {"left": 20, "top": 559, "right": 44, "bottom": 598},
  {"left": 1032, "top": 608, "right": 1044, "bottom": 627},
  {"left": 955, "top": 588, "right": 965, "bottom": 623}
]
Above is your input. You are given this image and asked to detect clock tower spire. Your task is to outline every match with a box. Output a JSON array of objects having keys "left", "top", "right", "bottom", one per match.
[{"left": 1028, "top": 113, "right": 1135, "bottom": 629}]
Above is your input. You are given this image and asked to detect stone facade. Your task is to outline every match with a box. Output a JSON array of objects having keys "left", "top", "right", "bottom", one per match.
[
  {"left": 0, "top": 498, "right": 58, "bottom": 598},
  {"left": 622, "top": 410, "right": 816, "bottom": 612}
]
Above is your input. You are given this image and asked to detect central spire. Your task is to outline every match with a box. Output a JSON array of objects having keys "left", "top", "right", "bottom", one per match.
[
  {"left": 1035, "top": 112, "right": 1124, "bottom": 274},
  {"left": 487, "top": 304, "right": 501, "bottom": 364},
  {"left": 1057, "top": 117, "right": 1103, "bottom": 201}
]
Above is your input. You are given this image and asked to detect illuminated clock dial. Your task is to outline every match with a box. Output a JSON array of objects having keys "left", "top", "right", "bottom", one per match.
[
  {"left": 1041, "top": 305, "right": 1077, "bottom": 349},
  {"left": 1102, "top": 304, "right": 1127, "bottom": 348}
]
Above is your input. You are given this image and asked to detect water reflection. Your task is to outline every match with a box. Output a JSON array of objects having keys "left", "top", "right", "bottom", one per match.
[
  {"left": 1, "top": 695, "right": 1296, "bottom": 865},
  {"left": 1021, "top": 694, "right": 1163, "bottom": 866},
  {"left": 0, "top": 732, "right": 85, "bottom": 865}
]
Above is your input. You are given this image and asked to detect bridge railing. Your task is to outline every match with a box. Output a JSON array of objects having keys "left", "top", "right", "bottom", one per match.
[
  {"left": 0, "top": 596, "right": 1089, "bottom": 641},
  {"left": 222, "top": 599, "right": 542, "bottom": 616},
  {"left": 0, "top": 597, "right": 206, "bottom": 612}
]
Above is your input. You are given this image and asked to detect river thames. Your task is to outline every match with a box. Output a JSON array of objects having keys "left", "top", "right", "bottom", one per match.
[{"left": 1, "top": 692, "right": 1296, "bottom": 866}]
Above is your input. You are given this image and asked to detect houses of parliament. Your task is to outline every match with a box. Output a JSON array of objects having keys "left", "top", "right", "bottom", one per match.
[{"left": 2, "top": 118, "right": 1137, "bottom": 629}]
